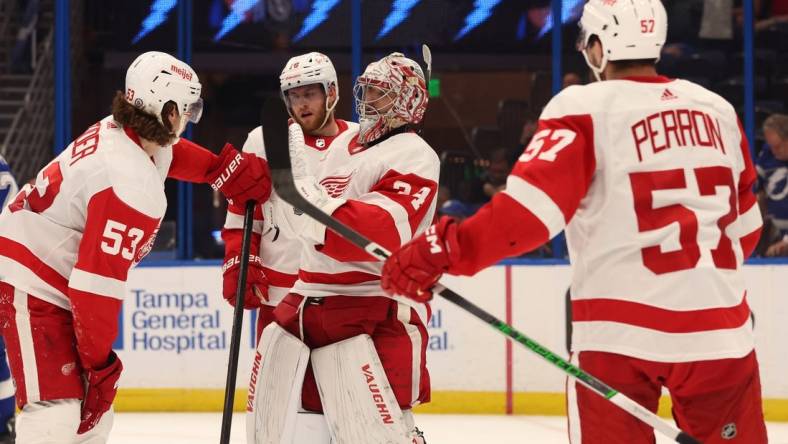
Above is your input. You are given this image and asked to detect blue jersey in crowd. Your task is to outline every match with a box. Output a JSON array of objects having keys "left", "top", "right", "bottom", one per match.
[
  {"left": 0, "top": 155, "right": 15, "bottom": 434},
  {"left": 0, "top": 157, "right": 17, "bottom": 209},
  {"left": 756, "top": 145, "right": 788, "bottom": 234}
]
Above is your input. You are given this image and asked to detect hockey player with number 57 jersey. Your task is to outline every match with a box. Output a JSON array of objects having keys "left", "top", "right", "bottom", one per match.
[
  {"left": 0, "top": 52, "right": 271, "bottom": 444},
  {"left": 381, "top": 1, "right": 768, "bottom": 443}
]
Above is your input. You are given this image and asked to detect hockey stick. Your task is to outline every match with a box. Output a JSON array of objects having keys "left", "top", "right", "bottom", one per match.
[
  {"left": 219, "top": 200, "right": 256, "bottom": 444},
  {"left": 261, "top": 97, "right": 701, "bottom": 444},
  {"left": 422, "top": 44, "right": 432, "bottom": 84}
]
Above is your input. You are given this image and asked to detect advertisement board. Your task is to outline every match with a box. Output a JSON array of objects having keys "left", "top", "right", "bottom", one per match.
[{"left": 115, "top": 263, "right": 788, "bottom": 419}]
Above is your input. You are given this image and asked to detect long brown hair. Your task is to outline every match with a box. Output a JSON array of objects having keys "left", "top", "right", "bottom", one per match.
[{"left": 111, "top": 91, "right": 177, "bottom": 146}]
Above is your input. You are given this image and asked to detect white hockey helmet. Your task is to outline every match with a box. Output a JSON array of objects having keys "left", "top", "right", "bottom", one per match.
[
  {"left": 125, "top": 51, "right": 203, "bottom": 126},
  {"left": 577, "top": 0, "right": 668, "bottom": 80},
  {"left": 279, "top": 52, "right": 339, "bottom": 129},
  {"left": 353, "top": 52, "right": 428, "bottom": 144}
]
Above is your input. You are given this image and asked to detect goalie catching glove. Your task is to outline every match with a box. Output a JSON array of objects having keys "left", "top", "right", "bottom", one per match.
[
  {"left": 381, "top": 216, "right": 460, "bottom": 303},
  {"left": 207, "top": 143, "right": 272, "bottom": 206}
]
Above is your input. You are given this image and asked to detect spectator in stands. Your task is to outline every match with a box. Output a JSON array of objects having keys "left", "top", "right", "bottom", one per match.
[
  {"left": 439, "top": 181, "right": 482, "bottom": 221},
  {"left": 0, "top": 156, "right": 17, "bottom": 443},
  {"left": 700, "top": 0, "right": 734, "bottom": 40},
  {"left": 664, "top": 0, "right": 703, "bottom": 38},
  {"left": 734, "top": 0, "right": 788, "bottom": 31},
  {"left": 562, "top": 72, "right": 583, "bottom": 89},
  {"left": 436, "top": 185, "right": 451, "bottom": 211},
  {"left": 756, "top": 114, "right": 788, "bottom": 256},
  {"left": 518, "top": 112, "right": 538, "bottom": 151},
  {"left": 437, "top": 199, "right": 478, "bottom": 222},
  {"left": 10, "top": 0, "right": 39, "bottom": 74},
  {"left": 482, "top": 148, "right": 513, "bottom": 198}
]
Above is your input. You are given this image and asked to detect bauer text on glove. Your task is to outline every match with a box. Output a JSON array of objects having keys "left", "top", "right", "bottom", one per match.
[{"left": 208, "top": 143, "right": 272, "bottom": 205}]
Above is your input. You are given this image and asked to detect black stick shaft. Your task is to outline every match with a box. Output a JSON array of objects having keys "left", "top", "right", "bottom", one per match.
[{"left": 219, "top": 200, "right": 255, "bottom": 444}]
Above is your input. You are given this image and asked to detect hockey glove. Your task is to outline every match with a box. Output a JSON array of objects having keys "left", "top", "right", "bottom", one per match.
[
  {"left": 78, "top": 352, "right": 123, "bottom": 434},
  {"left": 381, "top": 216, "right": 460, "bottom": 303},
  {"left": 208, "top": 143, "right": 272, "bottom": 206},
  {"left": 222, "top": 253, "right": 269, "bottom": 308}
]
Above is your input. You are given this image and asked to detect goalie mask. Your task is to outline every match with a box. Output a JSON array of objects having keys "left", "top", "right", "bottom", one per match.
[
  {"left": 353, "top": 53, "right": 428, "bottom": 144},
  {"left": 125, "top": 51, "right": 203, "bottom": 128}
]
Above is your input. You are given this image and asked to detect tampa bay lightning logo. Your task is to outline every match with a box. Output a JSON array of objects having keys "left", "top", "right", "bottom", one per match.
[
  {"left": 765, "top": 167, "right": 788, "bottom": 201},
  {"left": 0, "top": 171, "right": 16, "bottom": 209}
]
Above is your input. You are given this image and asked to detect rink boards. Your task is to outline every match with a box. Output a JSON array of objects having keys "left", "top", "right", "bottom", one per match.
[{"left": 113, "top": 262, "right": 788, "bottom": 420}]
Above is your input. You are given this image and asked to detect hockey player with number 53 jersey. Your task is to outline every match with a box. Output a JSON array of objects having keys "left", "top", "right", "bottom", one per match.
[
  {"left": 0, "top": 52, "right": 271, "bottom": 444},
  {"left": 381, "top": 1, "right": 768, "bottom": 443}
]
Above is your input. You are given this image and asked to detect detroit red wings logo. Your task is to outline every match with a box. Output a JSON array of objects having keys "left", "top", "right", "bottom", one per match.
[
  {"left": 134, "top": 227, "right": 159, "bottom": 265},
  {"left": 320, "top": 174, "right": 353, "bottom": 198}
]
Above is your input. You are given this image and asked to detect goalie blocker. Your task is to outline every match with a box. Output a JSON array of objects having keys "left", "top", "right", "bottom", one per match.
[{"left": 247, "top": 323, "right": 424, "bottom": 444}]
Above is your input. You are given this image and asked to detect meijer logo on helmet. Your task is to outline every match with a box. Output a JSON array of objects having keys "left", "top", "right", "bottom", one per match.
[{"left": 170, "top": 65, "right": 193, "bottom": 81}]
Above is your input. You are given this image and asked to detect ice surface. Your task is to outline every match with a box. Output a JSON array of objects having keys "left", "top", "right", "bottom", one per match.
[{"left": 107, "top": 413, "right": 788, "bottom": 443}]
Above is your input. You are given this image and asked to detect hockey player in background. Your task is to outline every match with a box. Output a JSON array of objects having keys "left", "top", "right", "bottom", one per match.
[
  {"left": 0, "top": 156, "right": 18, "bottom": 443},
  {"left": 0, "top": 51, "right": 271, "bottom": 443},
  {"left": 246, "top": 53, "right": 437, "bottom": 444},
  {"left": 221, "top": 52, "right": 357, "bottom": 341},
  {"left": 381, "top": 1, "right": 768, "bottom": 443}
]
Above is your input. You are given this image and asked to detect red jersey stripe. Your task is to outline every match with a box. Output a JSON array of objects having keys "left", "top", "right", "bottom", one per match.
[
  {"left": 0, "top": 236, "right": 69, "bottom": 296},
  {"left": 262, "top": 266, "right": 298, "bottom": 288},
  {"left": 572, "top": 295, "right": 751, "bottom": 334},
  {"left": 298, "top": 269, "right": 380, "bottom": 285}
]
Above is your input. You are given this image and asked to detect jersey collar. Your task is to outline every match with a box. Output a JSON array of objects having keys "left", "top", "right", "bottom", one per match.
[
  {"left": 122, "top": 125, "right": 159, "bottom": 165},
  {"left": 123, "top": 126, "right": 144, "bottom": 148},
  {"left": 621, "top": 75, "right": 674, "bottom": 83},
  {"left": 303, "top": 119, "right": 349, "bottom": 151}
]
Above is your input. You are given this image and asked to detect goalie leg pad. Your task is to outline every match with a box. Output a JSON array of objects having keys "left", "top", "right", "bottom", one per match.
[
  {"left": 311, "top": 334, "right": 415, "bottom": 444},
  {"left": 246, "top": 322, "right": 310, "bottom": 444},
  {"left": 292, "top": 412, "right": 332, "bottom": 444}
]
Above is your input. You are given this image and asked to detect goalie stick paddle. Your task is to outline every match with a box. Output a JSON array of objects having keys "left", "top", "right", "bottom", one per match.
[{"left": 261, "top": 97, "right": 701, "bottom": 444}]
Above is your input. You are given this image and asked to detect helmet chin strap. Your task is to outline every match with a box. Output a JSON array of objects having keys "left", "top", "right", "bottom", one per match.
[
  {"left": 174, "top": 114, "right": 188, "bottom": 138},
  {"left": 318, "top": 87, "right": 339, "bottom": 130},
  {"left": 582, "top": 47, "right": 608, "bottom": 82}
]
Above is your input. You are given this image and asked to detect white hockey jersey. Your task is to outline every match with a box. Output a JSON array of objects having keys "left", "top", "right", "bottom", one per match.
[
  {"left": 224, "top": 120, "right": 360, "bottom": 306},
  {"left": 448, "top": 76, "right": 762, "bottom": 363},
  {"left": 0, "top": 117, "right": 167, "bottom": 310},
  {"left": 289, "top": 130, "right": 440, "bottom": 322},
  {"left": 0, "top": 115, "right": 218, "bottom": 368}
]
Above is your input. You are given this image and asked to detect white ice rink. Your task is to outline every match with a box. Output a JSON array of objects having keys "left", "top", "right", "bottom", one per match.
[{"left": 108, "top": 413, "right": 788, "bottom": 443}]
